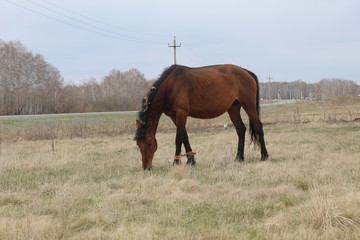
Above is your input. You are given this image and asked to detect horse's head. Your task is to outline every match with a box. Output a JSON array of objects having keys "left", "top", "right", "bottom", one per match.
[{"left": 136, "top": 120, "right": 157, "bottom": 170}]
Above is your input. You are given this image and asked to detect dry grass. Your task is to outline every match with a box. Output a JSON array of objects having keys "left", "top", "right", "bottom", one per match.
[{"left": 1, "top": 100, "right": 360, "bottom": 239}]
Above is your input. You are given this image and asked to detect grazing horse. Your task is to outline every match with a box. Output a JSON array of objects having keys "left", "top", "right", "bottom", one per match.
[{"left": 135, "top": 64, "right": 268, "bottom": 170}]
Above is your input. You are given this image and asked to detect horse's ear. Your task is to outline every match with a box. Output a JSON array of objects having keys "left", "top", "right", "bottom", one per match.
[{"left": 136, "top": 120, "right": 139, "bottom": 129}]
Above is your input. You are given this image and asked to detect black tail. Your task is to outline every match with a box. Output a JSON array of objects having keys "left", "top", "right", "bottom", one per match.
[{"left": 245, "top": 69, "right": 261, "bottom": 146}]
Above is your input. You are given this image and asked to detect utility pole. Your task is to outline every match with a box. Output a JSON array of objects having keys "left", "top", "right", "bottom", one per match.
[
  {"left": 267, "top": 75, "right": 272, "bottom": 100},
  {"left": 168, "top": 36, "right": 181, "bottom": 65}
]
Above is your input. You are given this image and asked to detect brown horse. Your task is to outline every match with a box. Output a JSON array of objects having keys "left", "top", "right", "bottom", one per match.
[{"left": 135, "top": 64, "right": 268, "bottom": 170}]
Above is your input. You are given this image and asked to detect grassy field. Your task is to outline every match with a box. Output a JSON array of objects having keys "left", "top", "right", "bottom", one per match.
[{"left": 1, "top": 98, "right": 360, "bottom": 239}]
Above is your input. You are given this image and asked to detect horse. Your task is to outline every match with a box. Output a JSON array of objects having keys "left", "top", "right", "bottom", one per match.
[{"left": 135, "top": 64, "right": 268, "bottom": 170}]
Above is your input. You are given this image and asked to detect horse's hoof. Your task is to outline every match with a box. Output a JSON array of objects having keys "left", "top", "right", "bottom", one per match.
[
  {"left": 261, "top": 154, "right": 269, "bottom": 161},
  {"left": 173, "top": 159, "right": 181, "bottom": 166},
  {"left": 234, "top": 156, "right": 244, "bottom": 162},
  {"left": 186, "top": 156, "right": 196, "bottom": 166}
]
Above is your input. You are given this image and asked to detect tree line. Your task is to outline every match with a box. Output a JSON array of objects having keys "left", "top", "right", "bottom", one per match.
[
  {"left": 0, "top": 40, "right": 359, "bottom": 115},
  {"left": 60, "top": 68, "right": 150, "bottom": 113},
  {"left": 259, "top": 79, "right": 359, "bottom": 100},
  {"left": 0, "top": 40, "right": 150, "bottom": 115}
]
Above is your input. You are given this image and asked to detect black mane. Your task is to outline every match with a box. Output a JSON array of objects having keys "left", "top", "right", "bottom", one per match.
[{"left": 134, "top": 65, "right": 178, "bottom": 140}]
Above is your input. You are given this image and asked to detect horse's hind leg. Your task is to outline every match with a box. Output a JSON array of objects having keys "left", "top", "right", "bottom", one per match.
[
  {"left": 227, "top": 102, "right": 246, "bottom": 161},
  {"left": 244, "top": 106, "right": 269, "bottom": 161},
  {"left": 256, "top": 123, "right": 268, "bottom": 161}
]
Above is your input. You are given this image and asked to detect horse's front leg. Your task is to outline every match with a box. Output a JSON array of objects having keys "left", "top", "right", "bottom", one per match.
[
  {"left": 172, "top": 113, "right": 196, "bottom": 166},
  {"left": 183, "top": 130, "right": 196, "bottom": 165},
  {"left": 173, "top": 129, "right": 196, "bottom": 166},
  {"left": 173, "top": 128, "right": 183, "bottom": 165},
  {"left": 171, "top": 114, "right": 182, "bottom": 165}
]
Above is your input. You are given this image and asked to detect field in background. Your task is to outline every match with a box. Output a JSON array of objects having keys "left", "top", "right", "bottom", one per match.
[
  {"left": 1, "top": 96, "right": 360, "bottom": 239},
  {"left": 1, "top": 96, "right": 360, "bottom": 142}
]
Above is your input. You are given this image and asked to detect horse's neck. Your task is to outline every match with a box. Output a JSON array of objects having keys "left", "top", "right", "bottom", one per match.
[
  {"left": 146, "top": 111, "right": 162, "bottom": 138},
  {"left": 145, "top": 87, "right": 165, "bottom": 138}
]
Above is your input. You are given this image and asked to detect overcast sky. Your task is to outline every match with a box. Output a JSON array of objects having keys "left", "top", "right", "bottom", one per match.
[{"left": 1, "top": 0, "right": 359, "bottom": 84}]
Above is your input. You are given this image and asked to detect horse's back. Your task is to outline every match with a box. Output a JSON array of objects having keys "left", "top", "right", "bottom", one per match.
[{"left": 163, "top": 64, "right": 258, "bottom": 119}]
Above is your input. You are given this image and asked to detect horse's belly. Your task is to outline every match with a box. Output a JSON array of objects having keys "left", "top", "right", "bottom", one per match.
[
  {"left": 188, "top": 98, "right": 233, "bottom": 119},
  {"left": 189, "top": 110, "right": 225, "bottom": 119}
]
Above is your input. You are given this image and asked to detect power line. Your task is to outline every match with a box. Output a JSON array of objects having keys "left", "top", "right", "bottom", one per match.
[
  {"left": 30, "top": 0, "right": 167, "bottom": 44},
  {"left": 181, "top": 49, "right": 204, "bottom": 65},
  {"left": 39, "top": 0, "right": 169, "bottom": 39},
  {"left": 4, "top": 0, "right": 115, "bottom": 39},
  {"left": 4, "top": 0, "right": 212, "bottom": 66},
  {"left": 3, "top": 0, "right": 167, "bottom": 44},
  {"left": 27, "top": 0, "right": 139, "bottom": 41}
]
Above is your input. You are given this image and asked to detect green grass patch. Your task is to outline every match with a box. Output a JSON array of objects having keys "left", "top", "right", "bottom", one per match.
[{"left": 0, "top": 167, "right": 73, "bottom": 190}]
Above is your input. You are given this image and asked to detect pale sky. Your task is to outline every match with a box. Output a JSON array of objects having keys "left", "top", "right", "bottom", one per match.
[{"left": 1, "top": 0, "right": 359, "bottom": 84}]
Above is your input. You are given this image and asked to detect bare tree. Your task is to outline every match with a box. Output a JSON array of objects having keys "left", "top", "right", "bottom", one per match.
[
  {"left": 97, "top": 68, "right": 149, "bottom": 110},
  {"left": 0, "top": 40, "right": 63, "bottom": 114}
]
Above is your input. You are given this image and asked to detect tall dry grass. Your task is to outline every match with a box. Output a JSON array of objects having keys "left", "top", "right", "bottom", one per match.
[{"left": 0, "top": 99, "right": 360, "bottom": 239}]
